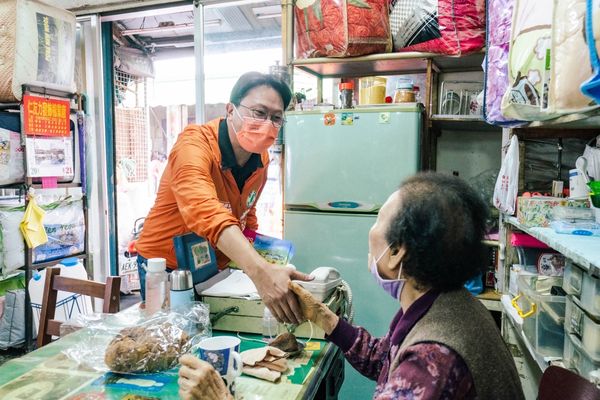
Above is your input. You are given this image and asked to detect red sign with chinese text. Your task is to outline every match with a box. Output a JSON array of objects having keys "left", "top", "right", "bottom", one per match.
[{"left": 23, "top": 94, "right": 70, "bottom": 137}]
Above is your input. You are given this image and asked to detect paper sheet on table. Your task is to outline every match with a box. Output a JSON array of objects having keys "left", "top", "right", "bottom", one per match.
[{"left": 199, "top": 270, "right": 259, "bottom": 299}]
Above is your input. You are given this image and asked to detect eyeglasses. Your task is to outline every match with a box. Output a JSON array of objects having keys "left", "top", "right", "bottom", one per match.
[{"left": 238, "top": 104, "right": 286, "bottom": 128}]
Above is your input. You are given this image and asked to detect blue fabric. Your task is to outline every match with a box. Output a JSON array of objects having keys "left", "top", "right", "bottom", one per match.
[{"left": 464, "top": 273, "right": 484, "bottom": 296}]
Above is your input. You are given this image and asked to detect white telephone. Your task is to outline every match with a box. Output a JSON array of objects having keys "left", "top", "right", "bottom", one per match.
[{"left": 296, "top": 266, "right": 342, "bottom": 301}]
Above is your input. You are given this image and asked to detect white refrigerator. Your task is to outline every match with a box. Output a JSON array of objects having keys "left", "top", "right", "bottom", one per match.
[{"left": 283, "top": 105, "right": 422, "bottom": 399}]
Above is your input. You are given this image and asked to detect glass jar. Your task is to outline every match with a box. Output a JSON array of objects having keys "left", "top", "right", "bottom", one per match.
[
  {"left": 339, "top": 82, "right": 354, "bottom": 109},
  {"left": 394, "top": 80, "right": 415, "bottom": 103}
]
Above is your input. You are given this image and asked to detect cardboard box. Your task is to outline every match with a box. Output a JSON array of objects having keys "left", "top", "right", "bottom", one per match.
[{"left": 517, "top": 197, "right": 590, "bottom": 227}]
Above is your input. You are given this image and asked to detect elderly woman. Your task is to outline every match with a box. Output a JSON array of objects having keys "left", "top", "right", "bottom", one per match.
[
  {"left": 177, "top": 172, "right": 524, "bottom": 399},
  {"left": 290, "top": 172, "right": 524, "bottom": 399}
]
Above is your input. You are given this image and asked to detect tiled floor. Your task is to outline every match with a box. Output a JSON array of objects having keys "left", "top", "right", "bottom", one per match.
[{"left": 0, "top": 291, "right": 142, "bottom": 366}]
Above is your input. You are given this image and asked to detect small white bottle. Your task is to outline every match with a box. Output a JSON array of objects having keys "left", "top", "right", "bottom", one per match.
[
  {"left": 262, "top": 307, "right": 279, "bottom": 342},
  {"left": 145, "top": 258, "right": 169, "bottom": 314}
]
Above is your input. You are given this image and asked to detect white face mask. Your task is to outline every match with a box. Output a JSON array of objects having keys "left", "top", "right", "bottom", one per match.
[{"left": 369, "top": 244, "right": 405, "bottom": 300}]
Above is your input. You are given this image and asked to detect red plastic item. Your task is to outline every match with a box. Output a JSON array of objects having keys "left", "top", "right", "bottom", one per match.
[
  {"left": 339, "top": 82, "right": 355, "bottom": 90},
  {"left": 510, "top": 232, "right": 549, "bottom": 249},
  {"left": 385, "top": 96, "right": 393, "bottom": 103}
]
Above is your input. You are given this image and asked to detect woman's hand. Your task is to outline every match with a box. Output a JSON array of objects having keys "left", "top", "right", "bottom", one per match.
[
  {"left": 178, "top": 354, "right": 233, "bottom": 400},
  {"left": 289, "top": 282, "right": 339, "bottom": 335}
]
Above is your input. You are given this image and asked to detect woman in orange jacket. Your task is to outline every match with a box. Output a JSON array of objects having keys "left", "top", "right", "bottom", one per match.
[{"left": 135, "top": 72, "right": 311, "bottom": 324}]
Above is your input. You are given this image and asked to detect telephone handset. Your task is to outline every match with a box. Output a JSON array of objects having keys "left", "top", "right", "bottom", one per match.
[
  {"left": 296, "top": 266, "right": 342, "bottom": 301},
  {"left": 309, "top": 266, "right": 341, "bottom": 283}
]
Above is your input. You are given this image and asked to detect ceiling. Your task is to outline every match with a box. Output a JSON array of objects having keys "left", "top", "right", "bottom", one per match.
[{"left": 113, "top": 1, "right": 282, "bottom": 57}]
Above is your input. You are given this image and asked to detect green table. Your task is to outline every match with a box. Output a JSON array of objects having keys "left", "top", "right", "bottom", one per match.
[{"left": 0, "top": 305, "right": 342, "bottom": 400}]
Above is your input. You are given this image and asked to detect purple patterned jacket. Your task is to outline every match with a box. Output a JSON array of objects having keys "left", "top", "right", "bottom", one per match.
[{"left": 327, "top": 290, "right": 477, "bottom": 399}]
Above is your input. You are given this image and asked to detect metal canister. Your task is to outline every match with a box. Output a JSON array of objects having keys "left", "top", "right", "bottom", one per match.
[{"left": 170, "top": 269, "right": 194, "bottom": 309}]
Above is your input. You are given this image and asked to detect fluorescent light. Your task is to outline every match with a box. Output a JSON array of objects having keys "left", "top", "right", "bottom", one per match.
[
  {"left": 121, "top": 19, "right": 221, "bottom": 36},
  {"left": 255, "top": 13, "right": 281, "bottom": 19}
]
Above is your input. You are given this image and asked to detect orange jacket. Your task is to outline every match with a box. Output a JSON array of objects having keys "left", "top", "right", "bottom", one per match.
[{"left": 135, "top": 118, "right": 269, "bottom": 269}]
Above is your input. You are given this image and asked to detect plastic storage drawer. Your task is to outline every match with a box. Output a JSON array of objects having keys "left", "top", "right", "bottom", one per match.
[
  {"left": 580, "top": 271, "right": 600, "bottom": 319},
  {"left": 565, "top": 296, "right": 600, "bottom": 359},
  {"left": 514, "top": 275, "right": 566, "bottom": 358},
  {"left": 562, "top": 261, "right": 584, "bottom": 297},
  {"left": 563, "top": 333, "right": 600, "bottom": 381}
]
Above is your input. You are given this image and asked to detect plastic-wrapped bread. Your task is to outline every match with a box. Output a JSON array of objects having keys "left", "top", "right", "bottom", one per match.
[{"left": 104, "top": 323, "right": 190, "bottom": 373}]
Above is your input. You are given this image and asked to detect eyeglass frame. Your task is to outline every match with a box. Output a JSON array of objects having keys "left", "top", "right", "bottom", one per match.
[{"left": 237, "top": 104, "right": 286, "bottom": 128}]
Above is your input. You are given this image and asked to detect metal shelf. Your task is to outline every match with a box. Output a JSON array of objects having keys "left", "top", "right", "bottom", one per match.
[
  {"left": 30, "top": 253, "right": 88, "bottom": 271},
  {"left": 506, "top": 216, "right": 600, "bottom": 275},
  {"left": 292, "top": 51, "right": 485, "bottom": 78},
  {"left": 476, "top": 288, "right": 502, "bottom": 312},
  {"left": 430, "top": 114, "right": 501, "bottom": 132}
]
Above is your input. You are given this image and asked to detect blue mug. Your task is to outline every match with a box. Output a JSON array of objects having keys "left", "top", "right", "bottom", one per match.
[{"left": 196, "top": 336, "right": 242, "bottom": 393}]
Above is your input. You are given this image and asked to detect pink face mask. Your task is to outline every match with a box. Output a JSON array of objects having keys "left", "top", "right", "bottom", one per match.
[{"left": 232, "top": 106, "right": 279, "bottom": 154}]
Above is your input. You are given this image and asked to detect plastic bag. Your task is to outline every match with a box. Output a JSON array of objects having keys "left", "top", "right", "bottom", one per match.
[
  {"left": 583, "top": 137, "right": 600, "bottom": 181},
  {"left": 391, "top": 0, "right": 485, "bottom": 55},
  {"left": 63, "top": 303, "right": 211, "bottom": 373},
  {"left": 484, "top": 0, "right": 523, "bottom": 126},
  {"left": 0, "top": 197, "right": 84, "bottom": 273},
  {"left": 493, "top": 135, "right": 520, "bottom": 215},
  {"left": 550, "top": 0, "right": 598, "bottom": 112},
  {"left": 294, "top": 0, "right": 391, "bottom": 58},
  {"left": 501, "top": 0, "right": 557, "bottom": 121},
  {"left": 0, "top": 128, "right": 24, "bottom": 185}
]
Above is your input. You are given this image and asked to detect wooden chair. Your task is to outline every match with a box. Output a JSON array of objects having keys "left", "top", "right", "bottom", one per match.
[
  {"left": 37, "top": 267, "right": 121, "bottom": 348},
  {"left": 538, "top": 365, "right": 600, "bottom": 400}
]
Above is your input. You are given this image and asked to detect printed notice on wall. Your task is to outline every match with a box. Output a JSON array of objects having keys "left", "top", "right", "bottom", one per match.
[
  {"left": 23, "top": 94, "right": 71, "bottom": 137},
  {"left": 25, "top": 136, "right": 73, "bottom": 178}
]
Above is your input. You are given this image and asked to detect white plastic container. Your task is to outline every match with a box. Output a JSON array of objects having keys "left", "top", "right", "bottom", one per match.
[
  {"left": 145, "top": 258, "right": 169, "bottom": 314},
  {"left": 563, "top": 333, "right": 600, "bottom": 381},
  {"left": 0, "top": 0, "right": 76, "bottom": 102},
  {"left": 565, "top": 294, "right": 600, "bottom": 359},
  {"left": 262, "top": 306, "right": 279, "bottom": 341},
  {"left": 580, "top": 271, "right": 600, "bottom": 319},
  {"left": 27, "top": 257, "right": 92, "bottom": 333},
  {"left": 515, "top": 275, "right": 566, "bottom": 358},
  {"left": 562, "top": 261, "right": 584, "bottom": 297}
]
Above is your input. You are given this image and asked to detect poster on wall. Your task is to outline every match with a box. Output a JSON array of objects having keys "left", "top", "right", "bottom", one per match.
[
  {"left": 25, "top": 136, "right": 73, "bottom": 178},
  {"left": 22, "top": 94, "right": 71, "bottom": 137}
]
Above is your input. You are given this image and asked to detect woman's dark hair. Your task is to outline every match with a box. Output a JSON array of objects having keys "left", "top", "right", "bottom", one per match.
[
  {"left": 385, "top": 172, "right": 489, "bottom": 292},
  {"left": 230, "top": 72, "right": 292, "bottom": 109}
]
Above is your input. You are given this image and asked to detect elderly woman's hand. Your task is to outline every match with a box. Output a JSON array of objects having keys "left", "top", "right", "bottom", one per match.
[
  {"left": 178, "top": 354, "right": 233, "bottom": 400},
  {"left": 289, "top": 281, "right": 339, "bottom": 335}
]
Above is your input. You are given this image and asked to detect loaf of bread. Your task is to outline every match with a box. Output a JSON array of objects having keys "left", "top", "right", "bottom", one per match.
[{"left": 104, "top": 322, "right": 190, "bottom": 373}]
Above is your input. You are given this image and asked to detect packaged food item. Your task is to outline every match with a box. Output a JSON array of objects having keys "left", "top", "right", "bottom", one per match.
[
  {"left": 393, "top": 80, "right": 415, "bottom": 103},
  {"left": 294, "top": 0, "right": 391, "bottom": 58},
  {"left": 338, "top": 82, "right": 354, "bottom": 109},
  {"left": 64, "top": 304, "right": 211, "bottom": 373},
  {"left": 105, "top": 322, "right": 190, "bottom": 373},
  {"left": 359, "top": 76, "right": 387, "bottom": 105},
  {"left": 517, "top": 196, "right": 590, "bottom": 227}
]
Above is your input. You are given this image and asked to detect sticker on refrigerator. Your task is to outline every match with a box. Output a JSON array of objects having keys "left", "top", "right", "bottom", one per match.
[
  {"left": 378, "top": 112, "right": 391, "bottom": 124},
  {"left": 323, "top": 112, "right": 336, "bottom": 126},
  {"left": 341, "top": 112, "right": 354, "bottom": 125},
  {"left": 191, "top": 241, "right": 212, "bottom": 270}
]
